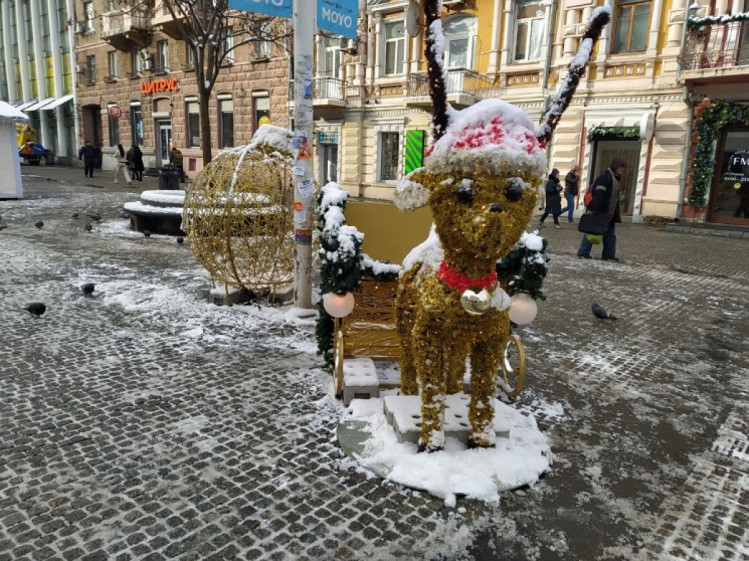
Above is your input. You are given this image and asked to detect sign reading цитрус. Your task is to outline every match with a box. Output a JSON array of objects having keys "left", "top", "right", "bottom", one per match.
[{"left": 227, "top": 0, "right": 358, "bottom": 39}]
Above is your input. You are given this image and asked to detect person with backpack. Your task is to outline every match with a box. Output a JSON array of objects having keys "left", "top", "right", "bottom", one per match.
[
  {"left": 559, "top": 164, "right": 580, "bottom": 223},
  {"left": 577, "top": 158, "right": 627, "bottom": 261},
  {"left": 169, "top": 144, "right": 185, "bottom": 183},
  {"left": 538, "top": 168, "right": 563, "bottom": 229}
]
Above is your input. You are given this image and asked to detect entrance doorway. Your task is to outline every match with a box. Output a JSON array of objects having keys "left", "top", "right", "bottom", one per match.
[
  {"left": 81, "top": 105, "right": 102, "bottom": 147},
  {"left": 590, "top": 140, "right": 640, "bottom": 215},
  {"left": 156, "top": 121, "right": 172, "bottom": 167},
  {"left": 708, "top": 127, "right": 749, "bottom": 225}
]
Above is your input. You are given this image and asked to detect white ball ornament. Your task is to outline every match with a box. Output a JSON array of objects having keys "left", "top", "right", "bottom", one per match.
[
  {"left": 323, "top": 292, "right": 356, "bottom": 318},
  {"left": 508, "top": 293, "right": 538, "bottom": 325}
]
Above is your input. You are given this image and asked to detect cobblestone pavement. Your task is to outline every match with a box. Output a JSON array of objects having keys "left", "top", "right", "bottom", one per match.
[{"left": 0, "top": 166, "right": 747, "bottom": 560}]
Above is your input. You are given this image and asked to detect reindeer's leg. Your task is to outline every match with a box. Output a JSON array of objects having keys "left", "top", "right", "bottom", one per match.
[
  {"left": 399, "top": 340, "right": 418, "bottom": 395},
  {"left": 468, "top": 339, "right": 503, "bottom": 448},
  {"left": 416, "top": 333, "right": 447, "bottom": 452},
  {"left": 445, "top": 342, "right": 467, "bottom": 395},
  {"left": 396, "top": 272, "right": 419, "bottom": 396}
]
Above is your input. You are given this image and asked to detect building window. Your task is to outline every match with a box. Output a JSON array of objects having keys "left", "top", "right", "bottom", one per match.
[
  {"left": 613, "top": 0, "right": 651, "bottom": 53},
  {"left": 219, "top": 97, "right": 234, "bottom": 148},
  {"left": 221, "top": 28, "right": 234, "bottom": 65},
  {"left": 253, "top": 93, "right": 270, "bottom": 131},
  {"left": 85, "top": 54, "right": 96, "bottom": 85},
  {"left": 108, "top": 103, "right": 119, "bottom": 146},
  {"left": 186, "top": 100, "right": 200, "bottom": 148},
  {"left": 514, "top": 0, "right": 545, "bottom": 61},
  {"left": 156, "top": 40, "right": 169, "bottom": 72},
  {"left": 321, "top": 36, "right": 342, "bottom": 78},
  {"left": 185, "top": 43, "right": 196, "bottom": 70},
  {"left": 383, "top": 20, "right": 405, "bottom": 76},
  {"left": 131, "top": 48, "right": 141, "bottom": 76},
  {"left": 130, "top": 103, "right": 143, "bottom": 146},
  {"left": 83, "top": 1, "right": 95, "bottom": 33},
  {"left": 108, "top": 51, "right": 118, "bottom": 80},
  {"left": 378, "top": 131, "right": 399, "bottom": 181},
  {"left": 256, "top": 20, "right": 271, "bottom": 58},
  {"left": 444, "top": 15, "right": 477, "bottom": 69}
]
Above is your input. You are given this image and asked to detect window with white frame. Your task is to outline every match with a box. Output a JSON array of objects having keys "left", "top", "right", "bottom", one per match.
[
  {"left": 514, "top": 0, "right": 545, "bottom": 62},
  {"left": 612, "top": 0, "right": 651, "bottom": 53},
  {"left": 444, "top": 14, "right": 477, "bottom": 69},
  {"left": 219, "top": 96, "right": 234, "bottom": 148},
  {"left": 221, "top": 28, "right": 235, "bottom": 65},
  {"left": 186, "top": 99, "right": 200, "bottom": 148},
  {"left": 256, "top": 20, "right": 272, "bottom": 58},
  {"left": 131, "top": 47, "right": 141, "bottom": 76},
  {"left": 321, "top": 36, "right": 343, "bottom": 79},
  {"left": 83, "top": 1, "right": 94, "bottom": 33},
  {"left": 108, "top": 51, "right": 118, "bottom": 80},
  {"left": 156, "top": 40, "right": 169, "bottom": 72},
  {"left": 383, "top": 20, "right": 405, "bottom": 76},
  {"left": 185, "top": 43, "right": 195, "bottom": 70},
  {"left": 378, "top": 131, "right": 400, "bottom": 181}
]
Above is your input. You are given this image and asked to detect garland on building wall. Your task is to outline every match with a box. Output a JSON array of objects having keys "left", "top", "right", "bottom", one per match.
[
  {"left": 690, "top": 100, "right": 749, "bottom": 207},
  {"left": 687, "top": 12, "right": 749, "bottom": 30},
  {"left": 586, "top": 125, "right": 639, "bottom": 143}
]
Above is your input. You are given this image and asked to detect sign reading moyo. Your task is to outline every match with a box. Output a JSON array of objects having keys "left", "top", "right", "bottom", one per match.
[
  {"left": 228, "top": 0, "right": 358, "bottom": 39},
  {"left": 140, "top": 78, "right": 180, "bottom": 96}
]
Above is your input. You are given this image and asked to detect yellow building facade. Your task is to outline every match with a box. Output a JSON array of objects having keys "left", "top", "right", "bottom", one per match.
[{"left": 313, "top": 0, "right": 701, "bottom": 221}]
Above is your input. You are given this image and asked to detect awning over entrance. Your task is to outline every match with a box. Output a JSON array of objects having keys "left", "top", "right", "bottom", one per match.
[
  {"left": 15, "top": 100, "right": 38, "bottom": 111},
  {"left": 40, "top": 94, "right": 74, "bottom": 111},
  {"left": 23, "top": 97, "right": 56, "bottom": 112}
]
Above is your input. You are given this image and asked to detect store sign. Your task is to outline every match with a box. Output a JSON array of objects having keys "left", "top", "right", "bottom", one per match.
[
  {"left": 318, "top": 0, "right": 358, "bottom": 39},
  {"left": 228, "top": 0, "right": 291, "bottom": 18},
  {"left": 722, "top": 149, "right": 749, "bottom": 184},
  {"left": 140, "top": 78, "right": 180, "bottom": 96}
]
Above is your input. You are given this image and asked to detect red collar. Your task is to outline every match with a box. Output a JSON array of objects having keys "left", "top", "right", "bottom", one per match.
[{"left": 438, "top": 261, "right": 497, "bottom": 292}]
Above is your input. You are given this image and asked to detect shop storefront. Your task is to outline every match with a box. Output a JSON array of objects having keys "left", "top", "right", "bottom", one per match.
[{"left": 709, "top": 130, "right": 749, "bottom": 224}]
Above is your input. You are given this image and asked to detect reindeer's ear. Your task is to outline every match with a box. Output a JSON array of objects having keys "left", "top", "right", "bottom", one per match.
[{"left": 395, "top": 169, "right": 430, "bottom": 211}]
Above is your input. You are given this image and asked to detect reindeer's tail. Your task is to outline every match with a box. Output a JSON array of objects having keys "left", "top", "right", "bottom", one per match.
[
  {"left": 424, "top": 0, "right": 449, "bottom": 142},
  {"left": 536, "top": 7, "right": 612, "bottom": 144}
]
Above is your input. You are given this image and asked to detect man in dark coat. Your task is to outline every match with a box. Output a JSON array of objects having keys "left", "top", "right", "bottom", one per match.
[
  {"left": 539, "top": 168, "right": 563, "bottom": 228},
  {"left": 78, "top": 140, "right": 98, "bottom": 178},
  {"left": 560, "top": 164, "right": 580, "bottom": 223},
  {"left": 577, "top": 158, "right": 627, "bottom": 261}
]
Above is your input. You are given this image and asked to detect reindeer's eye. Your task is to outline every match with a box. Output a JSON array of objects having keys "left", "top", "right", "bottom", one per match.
[
  {"left": 504, "top": 178, "right": 525, "bottom": 202},
  {"left": 456, "top": 179, "right": 474, "bottom": 204}
]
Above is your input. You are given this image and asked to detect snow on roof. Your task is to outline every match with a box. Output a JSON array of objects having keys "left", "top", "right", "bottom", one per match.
[{"left": 0, "top": 100, "right": 30, "bottom": 121}]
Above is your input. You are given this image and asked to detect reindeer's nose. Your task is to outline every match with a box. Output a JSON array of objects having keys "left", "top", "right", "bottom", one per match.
[{"left": 490, "top": 203, "right": 504, "bottom": 213}]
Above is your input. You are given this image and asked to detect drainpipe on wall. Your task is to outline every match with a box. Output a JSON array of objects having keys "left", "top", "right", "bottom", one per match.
[
  {"left": 676, "top": 2, "right": 702, "bottom": 219},
  {"left": 541, "top": 0, "right": 557, "bottom": 163}
]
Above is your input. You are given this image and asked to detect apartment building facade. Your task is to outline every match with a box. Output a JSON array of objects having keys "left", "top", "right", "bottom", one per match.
[
  {"left": 314, "top": 0, "right": 747, "bottom": 225},
  {"left": 73, "top": 0, "right": 291, "bottom": 175},
  {"left": 0, "top": 0, "right": 77, "bottom": 163}
]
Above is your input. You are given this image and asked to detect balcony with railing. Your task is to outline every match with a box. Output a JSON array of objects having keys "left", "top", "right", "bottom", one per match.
[
  {"left": 313, "top": 76, "right": 347, "bottom": 107},
  {"left": 680, "top": 19, "right": 749, "bottom": 94},
  {"left": 406, "top": 68, "right": 491, "bottom": 107},
  {"left": 101, "top": 11, "right": 151, "bottom": 51}
]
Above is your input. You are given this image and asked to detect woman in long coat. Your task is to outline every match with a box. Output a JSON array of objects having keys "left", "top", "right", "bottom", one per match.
[
  {"left": 127, "top": 145, "right": 145, "bottom": 181},
  {"left": 539, "top": 168, "right": 562, "bottom": 228}
]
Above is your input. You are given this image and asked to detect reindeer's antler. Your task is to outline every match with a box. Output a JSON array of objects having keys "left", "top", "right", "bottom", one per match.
[
  {"left": 536, "top": 7, "right": 612, "bottom": 144},
  {"left": 424, "top": 0, "right": 449, "bottom": 142}
]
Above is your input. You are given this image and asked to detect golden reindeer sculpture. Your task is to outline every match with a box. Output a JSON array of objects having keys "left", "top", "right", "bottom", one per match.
[{"left": 394, "top": 1, "right": 611, "bottom": 452}]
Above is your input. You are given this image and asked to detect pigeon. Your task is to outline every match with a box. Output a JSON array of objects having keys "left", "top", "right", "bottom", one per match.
[
  {"left": 119, "top": 212, "right": 130, "bottom": 220},
  {"left": 143, "top": 230, "right": 151, "bottom": 238},
  {"left": 35, "top": 221, "right": 44, "bottom": 229},
  {"left": 84, "top": 222, "right": 93, "bottom": 232},
  {"left": 592, "top": 303, "right": 617, "bottom": 321},
  {"left": 87, "top": 212, "right": 102, "bottom": 222},
  {"left": 25, "top": 303, "right": 46, "bottom": 317},
  {"left": 81, "top": 283, "right": 95, "bottom": 296},
  {"left": 0, "top": 223, "right": 7, "bottom": 231},
  {"left": 176, "top": 236, "right": 184, "bottom": 244},
  {"left": 71, "top": 211, "right": 80, "bottom": 219}
]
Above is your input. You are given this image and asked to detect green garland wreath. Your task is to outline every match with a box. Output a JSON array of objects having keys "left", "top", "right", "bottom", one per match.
[
  {"left": 586, "top": 125, "right": 640, "bottom": 142},
  {"left": 687, "top": 12, "right": 749, "bottom": 30},
  {"left": 689, "top": 100, "right": 749, "bottom": 207}
]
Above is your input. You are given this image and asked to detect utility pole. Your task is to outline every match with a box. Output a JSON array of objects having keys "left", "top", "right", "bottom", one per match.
[{"left": 292, "top": 0, "right": 315, "bottom": 309}]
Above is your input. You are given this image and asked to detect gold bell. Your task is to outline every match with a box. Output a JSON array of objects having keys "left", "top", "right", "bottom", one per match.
[{"left": 460, "top": 288, "right": 491, "bottom": 315}]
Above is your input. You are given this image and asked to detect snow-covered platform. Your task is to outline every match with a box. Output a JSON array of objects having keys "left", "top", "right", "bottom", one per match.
[
  {"left": 124, "top": 190, "right": 185, "bottom": 236},
  {"left": 338, "top": 396, "right": 552, "bottom": 504}
]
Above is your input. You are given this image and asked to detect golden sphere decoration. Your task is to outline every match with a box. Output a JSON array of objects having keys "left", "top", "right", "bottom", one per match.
[
  {"left": 460, "top": 288, "right": 492, "bottom": 315},
  {"left": 182, "top": 139, "right": 295, "bottom": 292}
]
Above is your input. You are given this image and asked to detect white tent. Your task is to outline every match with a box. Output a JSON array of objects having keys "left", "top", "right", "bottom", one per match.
[{"left": 0, "top": 100, "right": 28, "bottom": 199}]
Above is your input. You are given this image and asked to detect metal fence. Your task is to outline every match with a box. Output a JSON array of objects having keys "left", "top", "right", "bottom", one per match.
[{"left": 681, "top": 20, "right": 749, "bottom": 71}]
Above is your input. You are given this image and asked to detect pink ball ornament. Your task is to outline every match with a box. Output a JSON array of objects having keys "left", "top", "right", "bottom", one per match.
[
  {"left": 323, "top": 292, "right": 355, "bottom": 318},
  {"left": 508, "top": 293, "right": 538, "bottom": 326}
]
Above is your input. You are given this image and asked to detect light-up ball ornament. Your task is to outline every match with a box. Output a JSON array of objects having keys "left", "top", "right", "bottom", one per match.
[
  {"left": 323, "top": 292, "right": 355, "bottom": 318},
  {"left": 460, "top": 288, "right": 492, "bottom": 316},
  {"left": 508, "top": 293, "right": 538, "bottom": 325}
]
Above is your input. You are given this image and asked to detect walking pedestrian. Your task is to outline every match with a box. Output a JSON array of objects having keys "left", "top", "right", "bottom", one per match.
[
  {"left": 94, "top": 142, "right": 103, "bottom": 170},
  {"left": 78, "top": 140, "right": 98, "bottom": 179},
  {"left": 127, "top": 144, "right": 144, "bottom": 181},
  {"left": 560, "top": 164, "right": 580, "bottom": 223},
  {"left": 577, "top": 158, "right": 627, "bottom": 261},
  {"left": 539, "top": 169, "right": 563, "bottom": 229},
  {"left": 169, "top": 144, "right": 185, "bottom": 183},
  {"left": 113, "top": 144, "right": 132, "bottom": 185}
]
